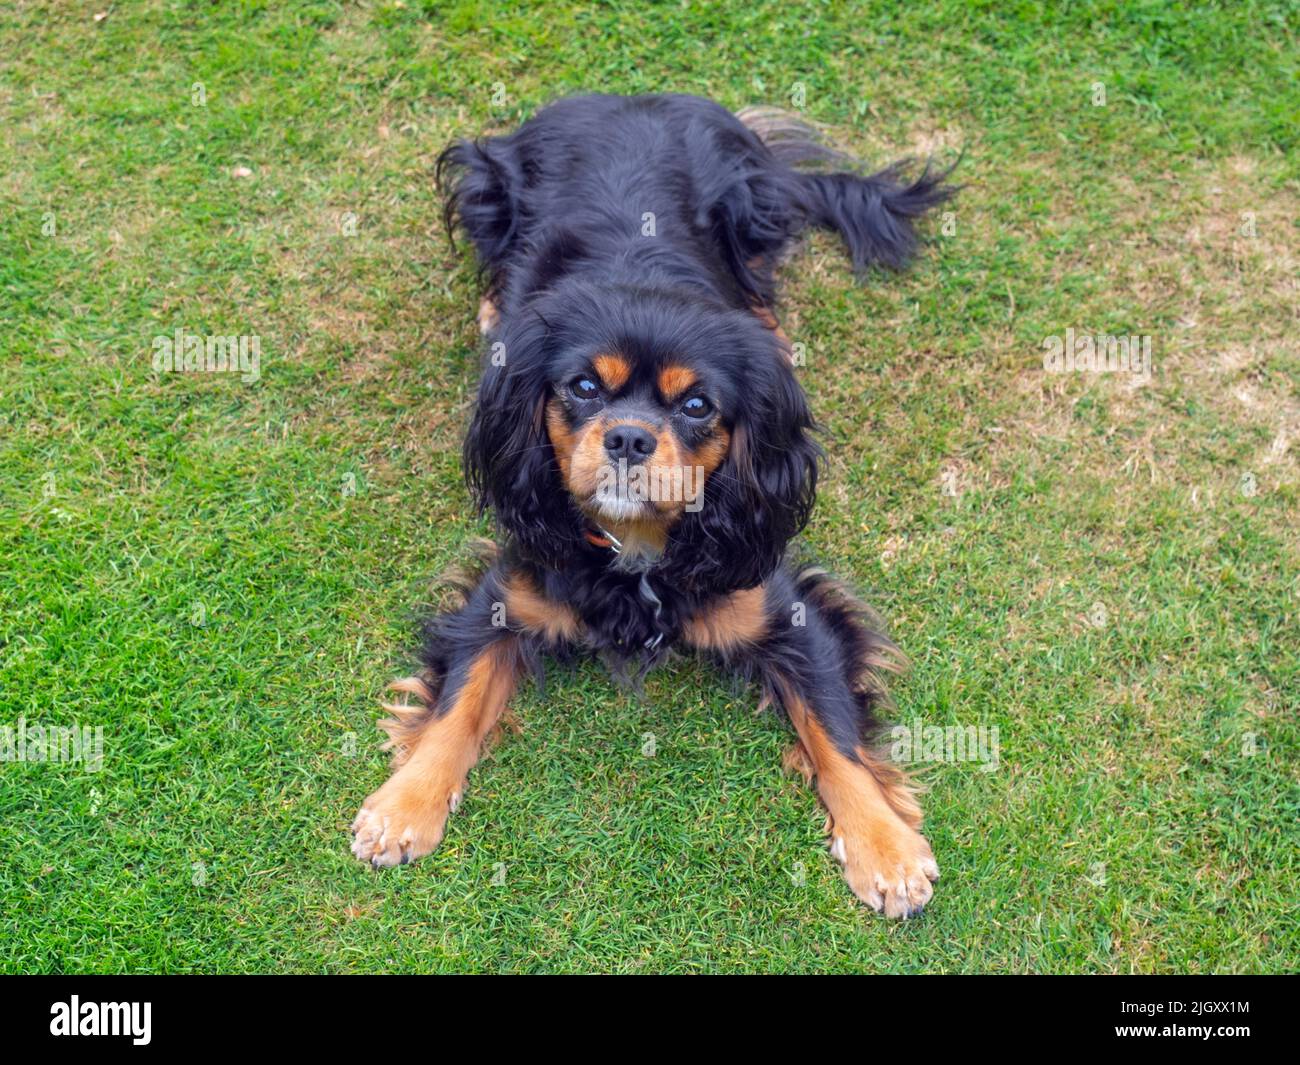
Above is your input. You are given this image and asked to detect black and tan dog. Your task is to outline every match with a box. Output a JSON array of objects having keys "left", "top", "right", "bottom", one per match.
[{"left": 351, "top": 94, "right": 953, "bottom": 917}]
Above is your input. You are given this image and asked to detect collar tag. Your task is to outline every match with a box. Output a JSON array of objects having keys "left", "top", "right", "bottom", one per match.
[{"left": 638, "top": 573, "right": 665, "bottom": 652}]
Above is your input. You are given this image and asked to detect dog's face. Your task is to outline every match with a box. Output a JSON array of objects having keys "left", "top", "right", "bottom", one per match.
[
  {"left": 465, "top": 281, "right": 821, "bottom": 593},
  {"left": 544, "top": 347, "right": 731, "bottom": 535}
]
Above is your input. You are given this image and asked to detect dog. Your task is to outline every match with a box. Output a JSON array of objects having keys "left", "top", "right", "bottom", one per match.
[{"left": 350, "top": 93, "right": 954, "bottom": 918}]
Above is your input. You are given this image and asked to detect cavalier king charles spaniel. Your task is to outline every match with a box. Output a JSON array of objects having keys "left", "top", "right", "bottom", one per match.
[{"left": 351, "top": 93, "right": 954, "bottom": 918}]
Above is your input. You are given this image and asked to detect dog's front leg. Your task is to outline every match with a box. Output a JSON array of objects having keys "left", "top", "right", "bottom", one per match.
[
  {"left": 683, "top": 571, "right": 939, "bottom": 917},
  {"left": 350, "top": 633, "right": 521, "bottom": 869},
  {"left": 351, "top": 562, "right": 579, "bottom": 868},
  {"left": 779, "top": 679, "right": 939, "bottom": 918}
]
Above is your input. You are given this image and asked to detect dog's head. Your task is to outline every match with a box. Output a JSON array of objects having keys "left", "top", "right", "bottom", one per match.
[{"left": 464, "top": 280, "right": 820, "bottom": 594}]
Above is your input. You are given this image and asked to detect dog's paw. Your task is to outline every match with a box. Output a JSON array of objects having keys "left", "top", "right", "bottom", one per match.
[
  {"left": 831, "top": 816, "right": 939, "bottom": 918},
  {"left": 349, "top": 774, "right": 462, "bottom": 869}
]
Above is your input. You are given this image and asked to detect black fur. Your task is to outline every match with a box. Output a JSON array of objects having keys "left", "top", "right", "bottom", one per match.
[{"left": 430, "top": 93, "right": 953, "bottom": 757}]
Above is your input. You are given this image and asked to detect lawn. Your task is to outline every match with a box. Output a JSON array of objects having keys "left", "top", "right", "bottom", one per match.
[{"left": 1, "top": 0, "right": 1296, "bottom": 973}]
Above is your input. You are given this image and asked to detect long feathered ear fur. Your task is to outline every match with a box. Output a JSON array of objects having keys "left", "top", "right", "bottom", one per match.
[
  {"left": 436, "top": 135, "right": 524, "bottom": 289},
  {"left": 462, "top": 309, "right": 580, "bottom": 567},
  {"left": 660, "top": 335, "right": 822, "bottom": 595},
  {"left": 442, "top": 132, "right": 583, "bottom": 565}
]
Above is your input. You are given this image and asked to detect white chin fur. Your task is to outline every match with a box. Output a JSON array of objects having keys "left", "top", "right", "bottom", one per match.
[{"left": 592, "top": 493, "right": 647, "bottom": 522}]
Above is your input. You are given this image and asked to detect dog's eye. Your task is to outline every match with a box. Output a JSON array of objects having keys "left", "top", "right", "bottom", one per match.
[
  {"left": 570, "top": 377, "right": 600, "bottom": 400},
  {"left": 681, "top": 396, "right": 712, "bottom": 418}
]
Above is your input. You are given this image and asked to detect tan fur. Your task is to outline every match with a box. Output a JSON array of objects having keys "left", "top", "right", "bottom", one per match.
[
  {"left": 781, "top": 686, "right": 937, "bottom": 917},
  {"left": 388, "top": 675, "right": 435, "bottom": 703},
  {"left": 592, "top": 353, "right": 631, "bottom": 392},
  {"left": 657, "top": 364, "right": 698, "bottom": 401},
  {"left": 782, "top": 739, "right": 815, "bottom": 784},
  {"left": 545, "top": 399, "right": 578, "bottom": 482},
  {"left": 684, "top": 425, "right": 730, "bottom": 478},
  {"left": 735, "top": 104, "right": 823, "bottom": 145},
  {"left": 503, "top": 572, "right": 582, "bottom": 643},
  {"left": 376, "top": 676, "right": 438, "bottom": 765},
  {"left": 352, "top": 640, "right": 522, "bottom": 867},
  {"left": 593, "top": 514, "right": 669, "bottom": 559},
  {"left": 438, "top": 538, "right": 502, "bottom": 609},
  {"left": 546, "top": 400, "right": 701, "bottom": 535},
  {"left": 682, "top": 585, "right": 768, "bottom": 653},
  {"left": 773, "top": 325, "right": 792, "bottom": 356},
  {"left": 756, "top": 312, "right": 795, "bottom": 364}
]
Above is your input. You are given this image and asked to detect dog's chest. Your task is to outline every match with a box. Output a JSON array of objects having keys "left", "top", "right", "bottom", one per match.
[{"left": 575, "top": 568, "right": 678, "bottom": 659}]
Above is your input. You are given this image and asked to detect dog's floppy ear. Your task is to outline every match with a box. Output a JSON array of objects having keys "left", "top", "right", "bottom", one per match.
[
  {"left": 437, "top": 135, "right": 523, "bottom": 280},
  {"left": 462, "top": 310, "right": 579, "bottom": 565},
  {"left": 664, "top": 337, "right": 822, "bottom": 594}
]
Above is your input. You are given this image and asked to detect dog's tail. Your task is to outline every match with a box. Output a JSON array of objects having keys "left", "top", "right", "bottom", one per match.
[{"left": 737, "top": 106, "right": 958, "bottom": 272}]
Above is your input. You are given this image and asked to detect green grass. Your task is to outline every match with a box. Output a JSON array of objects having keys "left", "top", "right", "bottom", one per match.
[{"left": 1, "top": 0, "right": 1297, "bottom": 973}]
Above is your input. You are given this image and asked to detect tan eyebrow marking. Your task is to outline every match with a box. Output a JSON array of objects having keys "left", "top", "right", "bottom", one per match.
[
  {"left": 592, "top": 353, "right": 631, "bottom": 392},
  {"left": 658, "top": 364, "right": 698, "bottom": 401}
]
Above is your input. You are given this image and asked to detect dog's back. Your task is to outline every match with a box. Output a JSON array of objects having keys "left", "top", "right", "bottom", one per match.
[{"left": 438, "top": 93, "right": 954, "bottom": 312}]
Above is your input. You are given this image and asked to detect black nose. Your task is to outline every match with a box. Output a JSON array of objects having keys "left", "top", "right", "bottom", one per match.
[{"left": 603, "top": 425, "right": 657, "bottom": 465}]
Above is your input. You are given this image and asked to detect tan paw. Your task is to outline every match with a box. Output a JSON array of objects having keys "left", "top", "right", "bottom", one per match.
[
  {"left": 349, "top": 773, "right": 462, "bottom": 869},
  {"left": 831, "top": 817, "right": 939, "bottom": 918}
]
